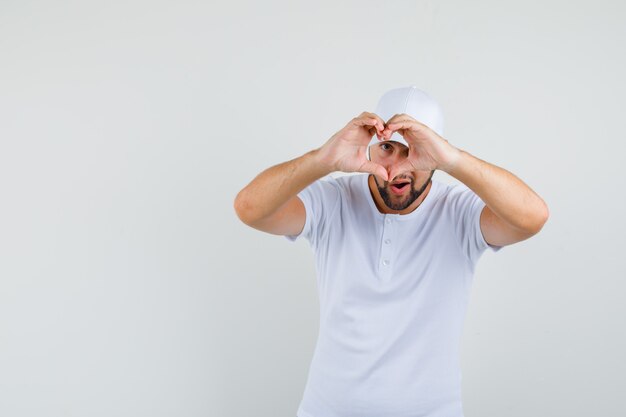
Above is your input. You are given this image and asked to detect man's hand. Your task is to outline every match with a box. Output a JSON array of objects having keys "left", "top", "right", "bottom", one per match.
[
  {"left": 380, "top": 114, "right": 462, "bottom": 180},
  {"left": 316, "top": 112, "right": 390, "bottom": 181}
]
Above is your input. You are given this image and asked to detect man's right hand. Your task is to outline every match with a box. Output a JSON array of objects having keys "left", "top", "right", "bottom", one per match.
[{"left": 316, "top": 112, "right": 389, "bottom": 181}]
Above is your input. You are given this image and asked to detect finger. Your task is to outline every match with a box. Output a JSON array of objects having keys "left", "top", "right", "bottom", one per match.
[
  {"left": 361, "top": 112, "right": 387, "bottom": 132},
  {"left": 385, "top": 120, "right": 416, "bottom": 130},
  {"left": 385, "top": 113, "right": 417, "bottom": 125},
  {"left": 353, "top": 117, "right": 381, "bottom": 132},
  {"left": 386, "top": 116, "right": 427, "bottom": 132},
  {"left": 383, "top": 120, "right": 418, "bottom": 137},
  {"left": 381, "top": 127, "right": 397, "bottom": 139},
  {"left": 355, "top": 113, "right": 386, "bottom": 134},
  {"left": 368, "top": 126, "right": 382, "bottom": 139},
  {"left": 383, "top": 114, "right": 407, "bottom": 132},
  {"left": 360, "top": 118, "right": 386, "bottom": 140},
  {"left": 384, "top": 113, "right": 404, "bottom": 125},
  {"left": 360, "top": 160, "right": 388, "bottom": 181}
]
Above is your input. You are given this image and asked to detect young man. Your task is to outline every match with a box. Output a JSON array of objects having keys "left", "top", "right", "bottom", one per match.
[{"left": 234, "top": 86, "right": 549, "bottom": 417}]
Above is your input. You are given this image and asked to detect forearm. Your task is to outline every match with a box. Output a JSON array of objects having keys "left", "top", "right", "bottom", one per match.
[
  {"left": 443, "top": 149, "right": 549, "bottom": 232},
  {"left": 234, "top": 148, "right": 332, "bottom": 224}
]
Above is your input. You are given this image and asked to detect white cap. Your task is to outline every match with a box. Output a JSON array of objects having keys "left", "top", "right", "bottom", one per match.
[{"left": 368, "top": 86, "right": 445, "bottom": 158}]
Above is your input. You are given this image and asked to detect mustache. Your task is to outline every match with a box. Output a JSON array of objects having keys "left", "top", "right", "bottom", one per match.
[{"left": 385, "top": 177, "right": 413, "bottom": 185}]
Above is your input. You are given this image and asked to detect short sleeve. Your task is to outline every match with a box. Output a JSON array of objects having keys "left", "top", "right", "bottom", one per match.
[
  {"left": 284, "top": 176, "right": 341, "bottom": 250},
  {"left": 449, "top": 185, "right": 503, "bottom": 265}
]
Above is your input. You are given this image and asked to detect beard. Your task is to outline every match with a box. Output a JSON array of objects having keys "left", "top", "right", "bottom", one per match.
[{"left": 374, "top": 170, "right": 434, "bottom": 211}]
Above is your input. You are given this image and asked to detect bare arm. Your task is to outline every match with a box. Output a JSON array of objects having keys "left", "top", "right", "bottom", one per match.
[
  {"left": 382, "top": 115, "right": 549, "bottom": 247},
  {"left": 444, "top": 150, "right": 549, "bottom": 244},
  {"left": 233, "top": 148, "right": 331, "bottom": 225},
  {"left": 234, "top": 112, "right": 389, "bottom": 233}
]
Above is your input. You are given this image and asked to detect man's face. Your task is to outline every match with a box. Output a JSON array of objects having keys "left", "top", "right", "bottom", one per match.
[{"left": 369, "top": 141, "right": 434, "bottom": 211}]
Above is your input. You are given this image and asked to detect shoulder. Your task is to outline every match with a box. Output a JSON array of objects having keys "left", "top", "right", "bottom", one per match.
[
  {"left": 424, "top": 179, "right": 485, "bottom": 223},
  {"left": 434, "top": 179, "right": 466, "bottom": 197},
  {"left": 316, "top": 173, "right": 363, "bottom": 195},
  {"left": 297, "top": 174, "right": 344, "bottom": 210},
  {"left": 433, "top": 179, "right": 477, "bottom": 205}
]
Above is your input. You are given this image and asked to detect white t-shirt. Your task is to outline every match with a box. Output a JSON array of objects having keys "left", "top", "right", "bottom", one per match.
[{"left": 285, "top": 173, "right": 503, "bottom": 417}]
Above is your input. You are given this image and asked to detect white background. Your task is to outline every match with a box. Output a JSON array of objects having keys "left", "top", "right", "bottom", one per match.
[{"left": 1, "top": 0, "right": 624, "bottom": 416}]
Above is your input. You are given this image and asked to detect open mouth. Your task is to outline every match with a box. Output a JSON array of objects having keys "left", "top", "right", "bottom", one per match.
[{"left": 390, "top": 181, "right": 410, "bottom": 194}]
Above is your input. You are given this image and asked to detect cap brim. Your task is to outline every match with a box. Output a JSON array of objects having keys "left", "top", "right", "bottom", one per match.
[{"left": 368, "top": 132, "right": 409, "bottom": 148}]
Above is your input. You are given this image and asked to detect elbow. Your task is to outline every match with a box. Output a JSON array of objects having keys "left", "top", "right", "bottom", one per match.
[
  {"left": 529, "top": 201, "right": 550, "bottom": 234},
  {"left": 234, "top": 193, "right": 252, "bottom": 225},
  {"left": 517, "top": 201, "right": 549, "bottom": 236},
  {"left": 542, "top": 201, "right": 550, "bottom": 224},
  {"left": 234, "top": 192, "right": 261, "bottom": 226}
]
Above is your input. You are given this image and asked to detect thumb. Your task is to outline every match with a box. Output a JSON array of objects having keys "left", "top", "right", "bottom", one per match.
[
  {"left": 388, "top": 160, "right": 413, "bottom": 183},
  {"left": 360, "top": 160, "right": 388, "bottom": 182}
]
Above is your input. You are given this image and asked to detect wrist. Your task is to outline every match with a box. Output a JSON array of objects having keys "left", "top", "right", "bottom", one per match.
[
  {"left": 438, "top": 145, "right": 464, "bottom": 173},
  {"left": 310, "top": 147, "right": 337, "bottom": 174}
]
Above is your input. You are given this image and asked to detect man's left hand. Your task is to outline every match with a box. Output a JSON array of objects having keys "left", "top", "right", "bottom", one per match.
[{"left": 380, "top": 114, "right": 462, "bottom": 180}]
